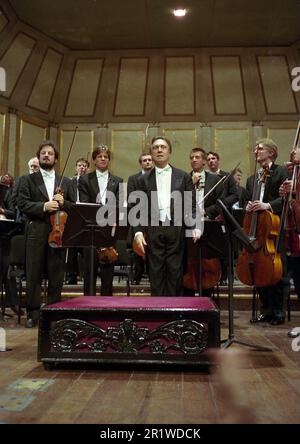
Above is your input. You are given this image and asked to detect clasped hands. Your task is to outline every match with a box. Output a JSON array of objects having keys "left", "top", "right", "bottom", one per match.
[
  {"left": 246, "top": 201, "right": 270, "bottom": 212},
  {"left": 44, "top": 193, "right": 64, "bottom": 212}
]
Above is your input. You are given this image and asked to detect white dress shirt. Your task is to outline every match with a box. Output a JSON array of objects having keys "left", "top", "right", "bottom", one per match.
[
  {"left": 155, "top": 165, "right": 172, "bottom": 222},
  {"left": 258, "top": 162, "right": 272, "bottom": 203},
  {"left": 40, "top": 168, "right": 55, "bottom": 201},
  {"left": 96, "top": 169, "right": 109, "bottom": 205}
]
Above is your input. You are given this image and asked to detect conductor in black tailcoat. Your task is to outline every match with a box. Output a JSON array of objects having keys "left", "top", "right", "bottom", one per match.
[{"left": 133, "top": 136, "right": 201, "bottom": 296}]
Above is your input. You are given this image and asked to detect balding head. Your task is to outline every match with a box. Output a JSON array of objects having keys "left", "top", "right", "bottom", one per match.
[{"left": 28, "top": 157, "right": 40, "bottom": 174}]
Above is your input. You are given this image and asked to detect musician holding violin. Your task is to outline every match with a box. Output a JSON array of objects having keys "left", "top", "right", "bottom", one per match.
[
  {"left": 243, "top": 138, "right": 289, "bottom": 325},
  {"left": 279, "top": 130, "right": 300, "bottom": 338},
  {"left": 17, "top": 140, "right": 73, "bottom": 328}
]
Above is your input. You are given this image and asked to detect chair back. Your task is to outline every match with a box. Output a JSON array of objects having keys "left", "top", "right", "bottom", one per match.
[{"left": 115, "top": 240, "right": 130, "bottom": 265}]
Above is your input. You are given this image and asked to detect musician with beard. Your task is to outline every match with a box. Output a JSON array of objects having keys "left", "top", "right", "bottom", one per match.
[{"left": 18, "top": 141, "right": 73, "bottom": 327}]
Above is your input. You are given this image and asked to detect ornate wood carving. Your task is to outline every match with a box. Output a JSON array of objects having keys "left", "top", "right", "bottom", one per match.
[{"left": 50, "top": 318, "right": 209, "bottom": 354}]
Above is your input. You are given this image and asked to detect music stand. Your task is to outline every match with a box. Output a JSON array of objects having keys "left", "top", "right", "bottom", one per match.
[
  {"left": 217, "top": 199, "right": 272, "bottom": 352},
  {"left": 0, "top": 219, "right": 23, "bottom": 322},
  {"left": 189, "top": 220, "right": 227, "bottom": 296},
  {"left": 62, "top": 203, "right": 114, "bottom": 295}
]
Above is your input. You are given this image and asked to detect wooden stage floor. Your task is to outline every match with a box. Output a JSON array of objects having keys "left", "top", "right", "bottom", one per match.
[{"left": 1, "top": 310, "right": 300, "bottom": 424}]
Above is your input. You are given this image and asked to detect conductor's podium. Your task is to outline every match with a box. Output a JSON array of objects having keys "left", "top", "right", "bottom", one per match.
[{"left": 38, "top": 296, "right": 220, "bottom": 368}]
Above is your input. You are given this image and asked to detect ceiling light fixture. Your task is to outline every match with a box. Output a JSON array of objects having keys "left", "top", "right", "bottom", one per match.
[{"left": 173, "top": 8, "right": 187, "bottom": 17}]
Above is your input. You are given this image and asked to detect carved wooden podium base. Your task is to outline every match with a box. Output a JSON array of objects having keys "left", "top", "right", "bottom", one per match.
[{"left": 38, "top": 296, "right": 220, "bottom": 368}]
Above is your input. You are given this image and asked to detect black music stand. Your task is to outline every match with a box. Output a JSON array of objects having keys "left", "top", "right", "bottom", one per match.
[
  {"left": 62, "top": 203, "right": 114, "bottom": 295},
  {"left": 0, "top": 219, "right": 23, "bottom": 323},
  {"left": 190, "top": 220, "right": 227, "bottom": 296},
  {"left": 217, "top": 199, "right": 272, "bottom": 352}
]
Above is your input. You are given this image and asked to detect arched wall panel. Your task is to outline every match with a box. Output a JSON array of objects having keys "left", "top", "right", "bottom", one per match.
[{"left": 27, "top": 48, "right": 63, "bottom": 113}]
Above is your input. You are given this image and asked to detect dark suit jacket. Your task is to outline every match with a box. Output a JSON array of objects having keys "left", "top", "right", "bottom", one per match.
[
  {"left": 245, "top": 163, "right": 288, "bottom": 214},
  {"left": 237, "top": 185, "right": 248, "bottom": 208},
  {"left": 1, "top": 187, "right": 16, "bottom": 220},
  {"left": 69, "top": 176, "right": 79, "bottom": 203},
  {"left": 134, "top": 166, "right": 197, "bottom": 233},
  {"left": 78, "top": 171, "right": 123, "bottom": 205},
  {"left": 127, "top": 171, "right": 143, "bottom": 196},
  {"left": 17, "top": 171, "right": 73, "bottom": 223},
  {"left": 216, "top": 169, "right": 239, "bottom": 208},
  {"left": 191, "top": 171, "right": 223, "bottom": 219}
]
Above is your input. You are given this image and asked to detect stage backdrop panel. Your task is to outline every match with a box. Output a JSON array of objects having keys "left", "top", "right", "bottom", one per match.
[
  {"left": 18, "top": 119, "right": 47, "bottom": 175},
  {"left": 27, "top": 48, "right": 63, "bottom": 113},
  {"left": 111, "top": 129, "right": 145, "bottom": 181},
  {"left": 257, "top": 55, "right": 298, "bottom": 114},
  {"left": 0, "top": 8, "right": 8, "bottom": 33},
  {"left": 267, "top": 127, "right": 298, "bottom": 165},
  {"left": 214, "top": 126, "right": 250, "bottom": 184},
  {"left": 114, "top": 57, "right": 149, "bottom": 116},
  {"left": 64, "top": 58, "right": 104, "bottom": 117},
  {"left": 164, "top": 56, "right": 195, "bottom": 115},
  {"left": 211, "top": 56, "right": 246, "bottom": 115},
  {"left": 59, "top": 129, "right": 95, "bottom": 178},
  {"left": 0, "top": 33, "right": 36, "bottom": 98}
]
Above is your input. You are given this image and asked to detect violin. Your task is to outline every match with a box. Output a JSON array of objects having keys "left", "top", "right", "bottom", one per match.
[
  {"left": 236, "top": 164, "right": 282, "bottom": 287},
  {"left": 48, "top": 127, "right": 78, "bottom": 247},
  {"left": 48, "top": 187, "right": 68, "bottom": 248}
]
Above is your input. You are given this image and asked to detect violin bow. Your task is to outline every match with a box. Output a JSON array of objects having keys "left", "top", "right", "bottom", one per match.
[
  {"left": 57, "top": 126, "right": 78, "bottom": 190},
  {"left": 199, "top": 161, "right": 241, "bottom": 205}
]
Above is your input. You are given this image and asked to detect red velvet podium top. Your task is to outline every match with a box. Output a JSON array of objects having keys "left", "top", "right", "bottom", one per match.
[{"left": 46, "top": 296, "right": 216, "bottom": 311}]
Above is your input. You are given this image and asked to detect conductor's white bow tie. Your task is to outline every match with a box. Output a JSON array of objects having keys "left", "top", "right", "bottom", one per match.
[{"left": 156, "top": 165, "right": 171, "bottom": 174}]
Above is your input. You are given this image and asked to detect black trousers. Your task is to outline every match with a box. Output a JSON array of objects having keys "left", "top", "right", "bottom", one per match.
[
  {"left": 287, "top": 255, "right": 300, "bottom": 300},
  {"left": 147, "top": 225, "right": 184, "bottom": 296},
  {"left": 258, "top": 253, "right": 290, "bottom": 319},
  {"left": 83, "top": 247, "right": 114, "bottom": 296},
  {"left": 0, "top": 242, "right": 18, "bottom": 306},
  {"left": 25, "top": 221, "right": 66, "bottom": 313}
]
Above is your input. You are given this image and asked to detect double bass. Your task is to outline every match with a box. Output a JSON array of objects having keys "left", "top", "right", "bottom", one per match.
[{"left": 236, "top": 164, "right": 282, "bottom": 287}]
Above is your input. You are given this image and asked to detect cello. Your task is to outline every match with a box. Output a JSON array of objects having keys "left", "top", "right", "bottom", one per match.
[
  {"left": 236, "top": 163, "right": 282, "bottom": 287},
  {"left": 48, "top": 127, "right": 78, "bottom": 247}
]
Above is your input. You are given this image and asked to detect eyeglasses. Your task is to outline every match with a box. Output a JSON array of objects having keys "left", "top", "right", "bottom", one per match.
[{"left": 254, "top": 145, "right": 267, "bottom": 151}]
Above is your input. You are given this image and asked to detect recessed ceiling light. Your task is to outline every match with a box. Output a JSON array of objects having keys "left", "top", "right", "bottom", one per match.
[{"left": 173, "top": 8, "right": 187, "bottom": 17}]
